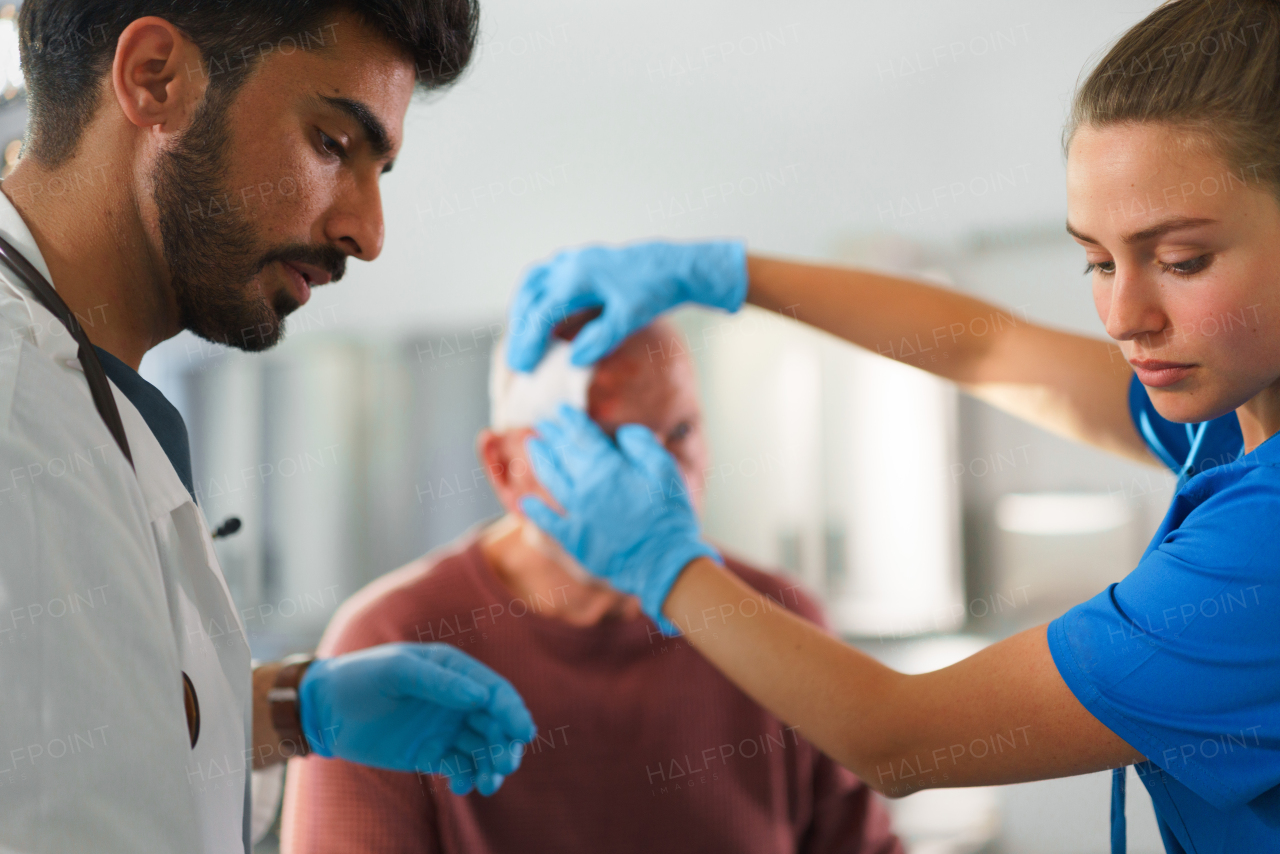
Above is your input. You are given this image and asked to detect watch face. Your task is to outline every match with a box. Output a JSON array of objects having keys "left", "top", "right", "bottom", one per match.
[{"left": 182, "top": 671, "right": 200, "bottom": 748}]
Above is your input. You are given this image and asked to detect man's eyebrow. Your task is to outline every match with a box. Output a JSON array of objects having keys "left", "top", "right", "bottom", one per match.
[
  {"left": 1066, "top": 216, "right": 1218, "bottom": 246},
  {"left": 319, "top": 95, "right": 394, "bottom": 162}
]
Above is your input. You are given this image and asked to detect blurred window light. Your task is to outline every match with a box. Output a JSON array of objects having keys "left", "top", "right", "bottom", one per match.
[
  {"left": 0, "top": 7, "right": 22, "bottom": 100},
  {"left": 995, "top": 492, "right": 1132, "bottom": 536},
  {"left": 835, "top": 351, "right": 963, "bottom": 637}
]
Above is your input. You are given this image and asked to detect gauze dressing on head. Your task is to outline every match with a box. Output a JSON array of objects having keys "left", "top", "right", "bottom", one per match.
[{"left": 490, "top": 337, "right": 592, "bottom": 430}]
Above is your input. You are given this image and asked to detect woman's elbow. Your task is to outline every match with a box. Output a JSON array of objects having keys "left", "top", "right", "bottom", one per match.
[{"left": 853, "top": 749, "right": 944, "bottom": 799}]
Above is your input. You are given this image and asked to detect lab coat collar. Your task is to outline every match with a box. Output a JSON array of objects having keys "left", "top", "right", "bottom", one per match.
[
  {"left": 0, "top": 189, "right": 56, "bottom": 284},
  {"left": 0, "top": 188, "right": 193, "bottom": 520},
  {"left": 0, "top": 190, "right": 79, "bottom": 365}
]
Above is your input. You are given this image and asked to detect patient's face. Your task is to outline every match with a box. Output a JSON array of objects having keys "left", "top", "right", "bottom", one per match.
[
  {"left": 587, "top": 323, "right": 709, "bottom": 509},
  {"left": 490, "top": 321, "right": 709, "bottom": 516}
]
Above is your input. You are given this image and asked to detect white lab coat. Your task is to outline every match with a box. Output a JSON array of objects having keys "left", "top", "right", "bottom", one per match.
[{"left": 0, "top": 193, "right": 265, "bottom": 852}]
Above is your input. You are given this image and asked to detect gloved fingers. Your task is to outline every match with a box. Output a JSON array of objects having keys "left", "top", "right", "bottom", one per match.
[
  {"left": 523, "top": 435, "right": 574, "bottom": 506},
  {"left": 421, "top": 649, "right": 538, "bottom": 743},
  {"left": 390, "top": 656, "right": 490, "bottom": 710},
  {"left": 505, "top": 266, "right": 556, "bottom": 373},
  {"left": 542, "top": 404, "right": 617, "bottom": 470},
  {"left": 476, "top": 681, "right": 538, "bottom": 745},
  {"left": 568, "top": 301, "right": 637, "bottom": 367},
  {"left": 410, "top": 729, "right": 457, "bottom": 775},
  {"left": 477, "top": 772, "right": 505, "bottom": 797},
  {"left": 551, "top": 402, "right": 609, "bottom": 444},
  {"left": 529, "top": 406, "right": 611, "bottom": 477},
  {"left": 449, "top": 773, "right": 477, "bottom": 796},
  {"left": 452, "top": 725, "right": 499, "bottom": 791},
  {"left": 616, "top": 423, "right": 680, "bottom": 483},
  {"left": 507, "top": 254, "right": 605, "bottom": 372},
  {"left": 519, "top": 495, "right": 572, "bottom": 549},
  {"left": 467, "top": 710, "right": 525, "bottom": 777},
  {"left": 435, "top": 750, "right": 477, "bottom": 796},
  {"left": 427, "top": 747, "right": 472, "bottom": 777},
  {"left": 508, "top": 264, "right": 547, "bottom": 325}
]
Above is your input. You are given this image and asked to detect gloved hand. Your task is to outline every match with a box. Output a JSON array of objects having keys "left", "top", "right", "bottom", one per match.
[
  {"left": 505, "top": 240, "right": 748, "bottom": 372},
  {"left": 298, "top": 643, "right": 537, "bottom": 796},
  {"left": 518, "top": 404, "right": 719, "bottom": 635}
]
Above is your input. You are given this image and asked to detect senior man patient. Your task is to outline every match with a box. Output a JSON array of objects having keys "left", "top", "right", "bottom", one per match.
[{"left": 281, "top": 316, "right": 902, "bottom": 854}]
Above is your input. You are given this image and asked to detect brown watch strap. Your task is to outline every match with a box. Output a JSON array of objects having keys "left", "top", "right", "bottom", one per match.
[
  {"left": 269, "top": 655, "right": 314, "bottom": 758},
  {"left": 182, "top": 672, "right": 200, "bottom": 748}
]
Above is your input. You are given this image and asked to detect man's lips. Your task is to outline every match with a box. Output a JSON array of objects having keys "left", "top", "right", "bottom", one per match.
[
  {"left": 284, "top": 260, "right": 334, "bottom": 286},
  {"left": 278, "top": 260, "right": 333, "bottom": 307},
  {"left": 1130, "top": 358, "right": 1197, "bottom": 388}
]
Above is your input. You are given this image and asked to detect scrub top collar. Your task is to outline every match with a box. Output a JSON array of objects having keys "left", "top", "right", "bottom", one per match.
[{"left": 1239, "top": 426, "right": 1280, "bottom": 466}]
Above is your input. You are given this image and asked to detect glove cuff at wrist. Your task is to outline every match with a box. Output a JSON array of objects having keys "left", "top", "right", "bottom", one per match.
[
  {"left": 296, "top": 659, "right": 334, "bottom": 758},
  {"left": 638, "top": 539, "right": 722, "bottom": 636},
  {"left": 688, "top": 241, "right": 748, "bottom": 313}
]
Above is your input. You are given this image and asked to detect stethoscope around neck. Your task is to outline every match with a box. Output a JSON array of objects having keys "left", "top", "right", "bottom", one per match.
[
  {"left": 1176, "top": 421, "right": 1210, "bottom": 484},
  {"left": 0, "top": 233, "right": 133, "bottom": 465},
  {"left": 1138, "top": 410, "right": 1210, "bottom": 487},
  {"left": 0, "top": 233, "right": 210, "bottom": 748}
]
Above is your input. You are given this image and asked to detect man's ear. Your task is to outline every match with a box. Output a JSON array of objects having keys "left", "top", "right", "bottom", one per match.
[
  {"left": 477, "top": 429, "right": 520, "bottom": 512},
  {"left": 111, "top": 17, "right": 208, "bottom": 138}
]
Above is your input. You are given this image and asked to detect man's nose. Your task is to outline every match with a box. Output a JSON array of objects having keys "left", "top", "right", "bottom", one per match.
[{"left": 325, "top": 177, "right": 385, "bottom": 262}]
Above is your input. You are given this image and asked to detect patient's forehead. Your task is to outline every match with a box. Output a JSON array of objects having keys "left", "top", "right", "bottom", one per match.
[{"left": 587, "top": 321, "right": 697, "bottom": 429}]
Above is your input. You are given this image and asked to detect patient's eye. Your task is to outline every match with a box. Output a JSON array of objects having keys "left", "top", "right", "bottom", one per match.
[{"left": 667, "top": 421, "right": 692, "bottom": 444}]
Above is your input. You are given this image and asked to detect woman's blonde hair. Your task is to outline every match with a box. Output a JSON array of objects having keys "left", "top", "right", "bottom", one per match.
[{"left": 1069, "top": 0, "right": 1280, "bottom": 187}]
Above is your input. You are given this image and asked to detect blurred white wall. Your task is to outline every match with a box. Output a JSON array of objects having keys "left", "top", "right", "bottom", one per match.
[{"left": 283, "top": 0, "right": 1156, "bottom": 335}]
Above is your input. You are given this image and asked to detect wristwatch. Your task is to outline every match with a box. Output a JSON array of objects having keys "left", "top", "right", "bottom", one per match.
[{"left": 268, "top": 654, "right": 315, "bottom": 758}]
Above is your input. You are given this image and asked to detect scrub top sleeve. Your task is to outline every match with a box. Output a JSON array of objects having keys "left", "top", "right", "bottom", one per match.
[{"left": 1048, "top": 466, "right": 1280, "bottom": 810}]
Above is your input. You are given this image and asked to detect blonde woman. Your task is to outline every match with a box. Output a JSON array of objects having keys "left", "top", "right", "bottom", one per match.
[{"left": 504, "top": 2, "right": 1280, "bottom": 851}]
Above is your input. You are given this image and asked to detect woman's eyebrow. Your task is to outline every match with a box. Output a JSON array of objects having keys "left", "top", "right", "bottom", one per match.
[
  {"left": 1121, "top": 216, "right": 1219, "bottom": 244},
  {"left": 1065, "top": 222, "right": 1097, "bottom": 244},
  {"left": 1065, "top": 216, "right": 1218, "bottom": 246}
]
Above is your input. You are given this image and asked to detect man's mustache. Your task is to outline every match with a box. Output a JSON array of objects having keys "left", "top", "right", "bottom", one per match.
[{"left": 256, "top": 244, "right": 347, "bottom": 285}]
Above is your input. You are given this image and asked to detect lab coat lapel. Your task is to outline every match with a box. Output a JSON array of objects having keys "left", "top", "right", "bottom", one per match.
[{"left": 111, "top": 386, "right": 253, "bottom": 853}]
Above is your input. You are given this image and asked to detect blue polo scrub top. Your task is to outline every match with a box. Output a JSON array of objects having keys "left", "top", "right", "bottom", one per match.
[{"left": 1047, "top": 375, "right": 1280, "bottom": 854}]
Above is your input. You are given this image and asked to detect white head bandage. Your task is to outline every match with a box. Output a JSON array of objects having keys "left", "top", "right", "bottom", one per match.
[{"left": 489, "top": 337, "right": 593, "bottom": 430}]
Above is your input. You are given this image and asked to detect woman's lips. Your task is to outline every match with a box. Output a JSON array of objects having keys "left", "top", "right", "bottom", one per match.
[{"left": 1130, "top": 358, "right": 1196, "bottom": 388}]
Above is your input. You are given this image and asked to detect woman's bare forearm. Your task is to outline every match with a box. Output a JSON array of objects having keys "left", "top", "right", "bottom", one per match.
[
  {"left": 663, "top": 557, "right": 1144, "bottom": 796},
  {"left": 744, "top": 255, "right": 1154, "bottom": 462},
  {"left": 747, "top": 255, "right": 1027, "bottom": 383}
]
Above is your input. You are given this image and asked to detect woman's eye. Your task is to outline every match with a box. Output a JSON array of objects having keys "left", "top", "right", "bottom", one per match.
[
  {"left": 1162, "top": 255, "right": 1210, "bottom": 276},
  {"left": 1084, "top": 261, "right": 1115, "bottom": 275},
  {"left": 667, "top": 421, "right": 692, "bottom": 444},
  {"left": 318, "top": 131, "right": 345, "bottom": 158}
]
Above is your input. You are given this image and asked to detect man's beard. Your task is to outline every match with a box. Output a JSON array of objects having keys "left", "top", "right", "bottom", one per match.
[{"left": 152, "top": 87, "right": 345, "bottom": 352}]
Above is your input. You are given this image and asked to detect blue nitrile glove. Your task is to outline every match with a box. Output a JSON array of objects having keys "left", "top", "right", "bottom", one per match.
[
  {"left": 298, "top": 643, "right": 537, "bottom": 796},
  {"left": 518, "top": 404, "right": 720, "bottom": 635},
  {"left": 506, "top": 240, "right": 749, "bottom": 372}
]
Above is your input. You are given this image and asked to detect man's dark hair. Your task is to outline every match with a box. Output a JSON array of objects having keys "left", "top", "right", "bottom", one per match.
[{"left": 18, "top": 0, "right": 480, "bottom": 165}]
